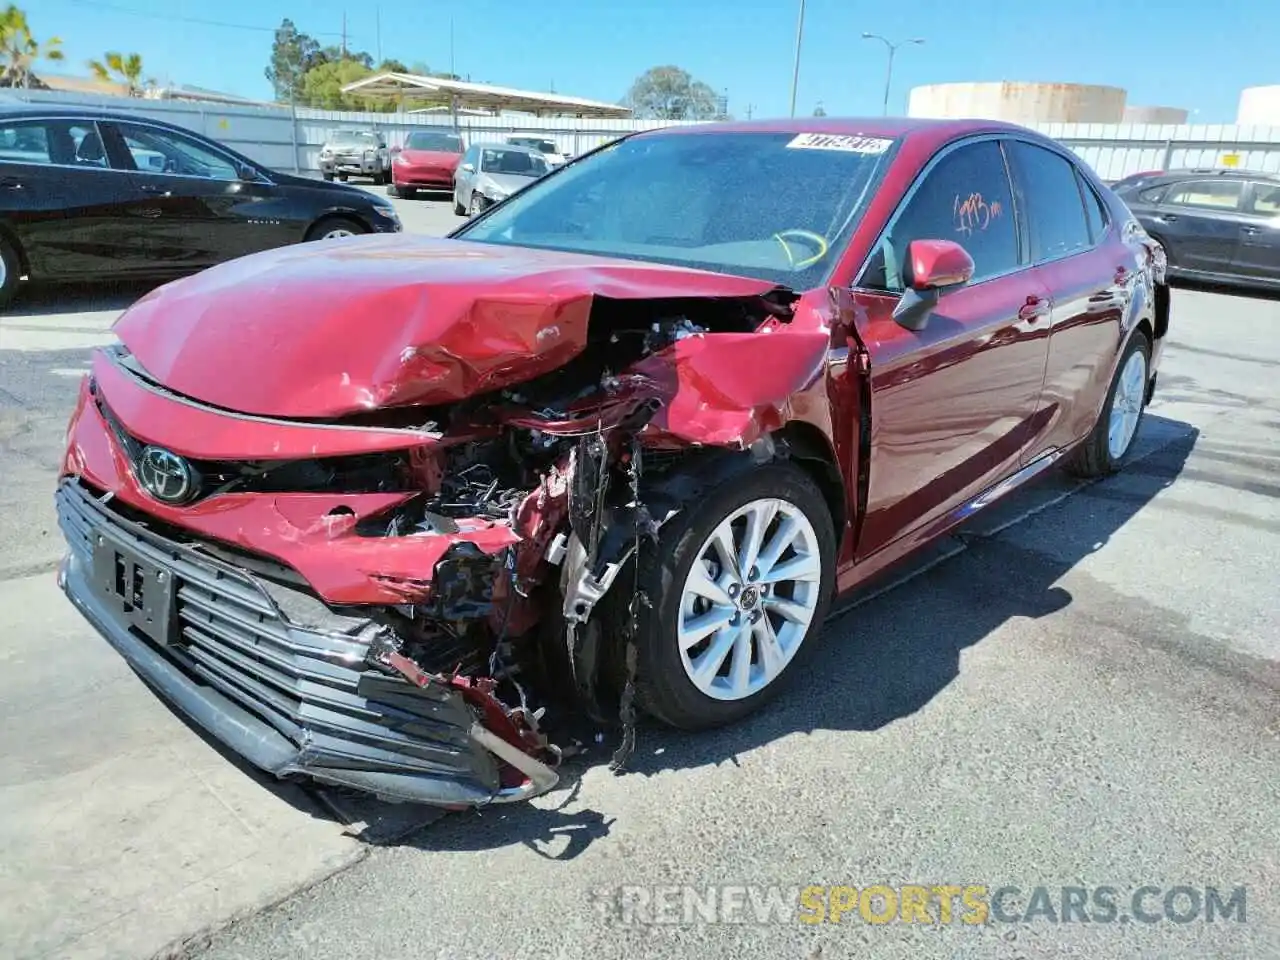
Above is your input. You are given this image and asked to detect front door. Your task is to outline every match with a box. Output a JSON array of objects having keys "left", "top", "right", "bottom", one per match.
[
  {"left": 103, "top": 120, "right": 281, "bottom": 271},
  {"left": 0, "top": 117, "right": 145, "bottom": 278},
  {"left": 851, "top": 137, "right": 1052, "bottom": 559}
]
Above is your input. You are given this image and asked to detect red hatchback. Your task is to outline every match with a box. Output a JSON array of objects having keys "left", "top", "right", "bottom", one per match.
[
  {"left": 388, "top": 129, "right": 465, "bottom": 198},
  {"left": 56, "top": 118, "right": 1168, "bottom": 808}
]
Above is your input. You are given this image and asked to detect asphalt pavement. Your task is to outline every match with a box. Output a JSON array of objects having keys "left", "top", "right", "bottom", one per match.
[{"left": 1, "top": 195, "right": 1277, "bottom": 960}]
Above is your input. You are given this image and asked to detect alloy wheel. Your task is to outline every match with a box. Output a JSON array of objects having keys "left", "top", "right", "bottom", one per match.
[
  {"left": 1107, "top": 348, "right": 1148, "bottom": 459},
  {"left": 677, "top": 497, "right": 823, "bottom": 702}
]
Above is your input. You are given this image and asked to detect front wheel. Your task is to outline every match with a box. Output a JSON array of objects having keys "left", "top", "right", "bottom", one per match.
[
  {"left": 372, "top": 171, "right": 386, "bottom": 185},
  {"left": 322, "top": 172, "right": 334, "bottom": 182},
  {"left": 469, "top": 192, "right": 486, "bottom": 216},
  {"left": 0, "top": 233, "right": 21, "bottom": 309},
  {"left": 305, "top": 216, "right": 367, "bottom": 242},
  {"left": 618, "top": 462, "right": 837, "bottom": 730},
  {"left": 1066, "top": 332, "right": 1151, "bottom": 478},
  {"left": 453, "top": 194, "right": 467, "bottom": 216}
]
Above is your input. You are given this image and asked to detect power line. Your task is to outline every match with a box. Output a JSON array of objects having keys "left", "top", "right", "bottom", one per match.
[{"left": 56, "top": 0, "right": 352, "bottom": 39}]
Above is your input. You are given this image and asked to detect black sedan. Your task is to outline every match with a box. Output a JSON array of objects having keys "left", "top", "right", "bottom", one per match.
[
  {"left": 1114, "top": 168, "right": 1280, "bottom": 290},
  {"left": 0, "top": 106, "right": 403, "bottom": 307}
]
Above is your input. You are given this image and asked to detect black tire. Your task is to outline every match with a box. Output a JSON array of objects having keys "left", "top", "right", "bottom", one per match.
[
  {"left": 401, "top": 186, "right": 416, "bottom": 199},
  {"left": 0, "top": 233, "right": 20, "bottom": 309},
  {"left": 453, "top": 196, "right": 467, "bottom": 216},
  {"left": 338, "top": 172, "right": 348, "bottom": 182},
  {"left": 616, "top": 462, "right": 837, "bottom": 731},
  {"left": 1065, "top": 331, "right": 1151, "bottom": 478},
  {"left": 304, "top": 216, "right": 367, "bottom": 242},
  {"left": 322, "top": 172, "right": 334, "bottom": 182},
  {"left": 372, "top": 171, "right": 386, "bottom": 185}
]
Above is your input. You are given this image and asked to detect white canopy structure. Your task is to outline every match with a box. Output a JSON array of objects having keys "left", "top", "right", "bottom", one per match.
[{"left": 340, "top": 72, "right": 632, "bottom": 119}]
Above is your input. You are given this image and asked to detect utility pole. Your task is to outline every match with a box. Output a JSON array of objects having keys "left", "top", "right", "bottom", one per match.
[
  {"left": 450, "top": 18, "right": 456, "bottom": 77},
  {"left": 788, "top": 0, "right": 805, "bottom": 118},
  {"left": 375, "top": 7, "right": 382, "bottom": 65},
  {"left": 861, "top": 33, "right": 924, "bottom": 115},
  {"left": 341, "top": 11, "right": 347, "bottom": 59}
]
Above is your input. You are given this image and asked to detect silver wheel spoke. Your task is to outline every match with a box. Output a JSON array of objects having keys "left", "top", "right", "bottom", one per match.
[
  {"left": 1107, "top": 349, "right": 1147, "bottom": 459},
  {"left": 728, "top": 627, "right": 753, "bottom": 696},
  {"left": 762, "top": 553, "right": 820, "bottom": 584},
  {"left": 755, "top": 514, "right": 799, "bottom": 578},
  {"left": 686, "top": 566, "right": 734, "bottom": 608},
  {"left": 763, "top": 595, "right": 811, "bottom": 625},
  {"left": 754, "top": 616, "right": 785, "bottom": 678},
  {"left": 680, "top": 607, "right": 735, "bottom": 649},
  {"left": 692, "top": 627, "right": 738, "bottom": 686},
  {"left": 738, "top": 499, "right": 778, "bottom": 576}
]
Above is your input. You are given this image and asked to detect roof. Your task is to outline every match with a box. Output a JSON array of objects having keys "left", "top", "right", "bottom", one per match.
[
  {"left": 340, "top": 72, "right": 631, "bottom": 118},
  {"left": 640, "top": 116, "right": 1033, "bottom": 138}
]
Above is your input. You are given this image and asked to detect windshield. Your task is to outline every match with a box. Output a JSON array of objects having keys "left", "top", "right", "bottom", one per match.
[
  {"left": 479, "top": 148, "right": 550, "bottom": 177},
  {"left": 455, "top": 131, "right": 896, "bottom": 287},
  {"left": 333, "top": 131, "right": 379, "bottom": 147},
  {"left": 512, "top": 138, "right": 557, "bottom": 153},
  {"left": 406, "top": 131, "right": 463, "bottom": 152}
]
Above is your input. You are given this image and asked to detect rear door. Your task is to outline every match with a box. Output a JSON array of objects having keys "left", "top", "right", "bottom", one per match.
[
  {"left": 0, "top": 117, "right": 145, "bottom": 278},
  {"left": 851, "top": 137, "right": 1053, "bottom": 558},
  {"left": 103, "top": 119, "right": 285, "bottom": 270},
  {"left": 1149, "top": 178, "right": 1246, "bottom": 274},
  {"left": 1232, "top": 180, "right": 1280, "bottom": 283},
  {"left": 1006, "top": 139, "right": 1132, "bottom": 458}
]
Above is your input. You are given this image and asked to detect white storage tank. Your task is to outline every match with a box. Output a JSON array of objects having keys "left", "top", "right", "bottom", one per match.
[
  {"left": 1237, "top": 86, "right": 1280, "bottom": 125},
  {"left": 1123, "top": 105, "right": 1189, "bottom": 125},
  {"left": 907, "top": 82, "right": 1127, "bottom": 124}
]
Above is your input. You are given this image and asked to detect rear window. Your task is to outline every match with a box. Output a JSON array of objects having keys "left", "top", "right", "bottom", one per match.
[{"left": 406, "top": 132, "right": 463, "bottom": 152}]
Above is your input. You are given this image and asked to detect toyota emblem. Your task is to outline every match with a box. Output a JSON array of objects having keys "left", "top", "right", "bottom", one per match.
[{"left": 136, "top": 446, "right": 197, "bottom": 504}]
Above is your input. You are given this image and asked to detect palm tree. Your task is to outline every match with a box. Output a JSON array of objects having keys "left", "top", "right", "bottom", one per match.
[
  {"left": 87, "top": 51, "right": 146, "bottom": 96},
  {"left": 0, "top": 5, "right": 63, "bottom": 88}
]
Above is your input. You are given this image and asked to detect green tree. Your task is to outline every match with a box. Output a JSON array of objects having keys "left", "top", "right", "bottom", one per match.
[
  {"left": 87, "top": 51, "right": 148, "bottom": 96},
  {"left": 264, "top": 18, "right": 320, "bottom": 102},
  {"left": 0, "top": 5, "right": 63, "bottom": 89},
  {"left": 623, "top": 65, "right": 719, "bottom": 120},
  {"left": 299, "top": 57, "right": 377, "bottom": 109},
  {"left": 378, "top": 58, "right": 408, "bottom": 73}
]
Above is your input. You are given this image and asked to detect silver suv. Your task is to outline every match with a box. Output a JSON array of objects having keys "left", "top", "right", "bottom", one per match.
[{"left": 319, "top": 129, "right": 390, "bottom": 184}]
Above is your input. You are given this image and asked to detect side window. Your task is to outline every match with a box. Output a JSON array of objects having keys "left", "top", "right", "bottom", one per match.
[
  {"left": 0, "top": 120, "right": 52, "bottom": 165},
  {"left": 66, "top": 123, "right": 108, "bottom": 167},
  {"left": 1009, "top": 141, "right": 1092, "bottom": 261},
  {"left": 112, "top": 121, "right": 239, "bottom": 180},
  {"left": 1165, "top": 179, "right": 1244, "bottom": 212},
  {"left": 1138, "top": 184, "right": 1168, "bottom": 204},
  {"left": 1077, "top": 171, "right": 1109, "bottom": 242},
  {"left": 1248, "top": 181, "right": 1280, "bottom": 216},
  {"left": 860, "top": 139, "right": 1019, "bottom": 291}
]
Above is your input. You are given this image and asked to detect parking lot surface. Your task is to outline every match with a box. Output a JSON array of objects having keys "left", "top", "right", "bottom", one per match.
[{"left": 1, "top": 196, "right": 1276, "bottom": 960}]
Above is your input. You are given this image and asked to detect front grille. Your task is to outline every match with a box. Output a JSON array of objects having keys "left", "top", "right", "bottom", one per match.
[{"left": 57, "top": 481, "right": 489, "bottom": 782}]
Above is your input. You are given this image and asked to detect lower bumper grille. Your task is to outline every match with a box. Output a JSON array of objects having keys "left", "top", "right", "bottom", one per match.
[{"left": 55, "top": 480, "right": 504, "bottom": 805}]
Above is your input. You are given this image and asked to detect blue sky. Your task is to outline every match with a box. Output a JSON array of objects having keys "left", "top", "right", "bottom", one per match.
[{"left": 33, "top": 0, "right": 1277, "bottom": 121}]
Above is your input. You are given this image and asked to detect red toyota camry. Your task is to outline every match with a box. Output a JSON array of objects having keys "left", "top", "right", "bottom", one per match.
[{"left": 56, "top": 118, "right": 1169, "bottom": 807}]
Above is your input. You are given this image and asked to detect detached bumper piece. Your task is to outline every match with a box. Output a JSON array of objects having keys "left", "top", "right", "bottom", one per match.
[{"left": 55, "top": 480, "right": 557, "bottom": 807}]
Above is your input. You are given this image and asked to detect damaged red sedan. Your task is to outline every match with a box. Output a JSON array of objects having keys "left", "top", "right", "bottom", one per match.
[{"left": 56, "top": 119, "right": 1169, "bottom": 807}]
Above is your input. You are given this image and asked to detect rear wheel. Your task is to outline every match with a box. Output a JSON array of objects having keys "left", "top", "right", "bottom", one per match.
[
  {"left": 322, "top": 172, "right": 334, "bottom": 182},
  {"left": 372, "top": 171, "right": 386, "bottom": 185},
  {"left": 305, "top": 216, "right": 367, "bottom": 242},
  {"left": 616, "top": 463, "right": 837, "bottom": 730},
  {"left": 1066, "top": 332, "right": 1151, "bottom": 478},
  {"left": 0, "top": 234, "right": 21, "bottom": 309}
]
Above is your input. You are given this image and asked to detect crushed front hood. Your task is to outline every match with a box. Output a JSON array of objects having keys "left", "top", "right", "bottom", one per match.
[{"left": 114, "top": 236, "right": 783, "bottom": 419}]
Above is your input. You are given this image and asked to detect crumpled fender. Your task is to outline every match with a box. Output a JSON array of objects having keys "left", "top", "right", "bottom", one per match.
[{"left": 631, "top": 320, "right": 834, "bottom": 448}]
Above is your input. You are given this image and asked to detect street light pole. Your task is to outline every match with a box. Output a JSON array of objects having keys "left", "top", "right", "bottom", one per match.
[
  {"left": 789, "top": 0, "right": 806, "bottom": 118},
  {"left": 861, "top": 33, "right": 924, "bottom": 116}
]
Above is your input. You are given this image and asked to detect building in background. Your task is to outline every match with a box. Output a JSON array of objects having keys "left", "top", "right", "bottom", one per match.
[
  {"left": 1237, "top": 86, "right": 1280, "bottom": 125},
  {"left": 907, "top": 82, "right": 1126, "bottom": 124},
  {"left": 1123, "top": 105, "right": 1189, "bottom": 125}
]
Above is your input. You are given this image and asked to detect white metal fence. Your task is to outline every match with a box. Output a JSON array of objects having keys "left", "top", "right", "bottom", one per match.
[{"left": 6, "top": 89, "right": 1280, "bottom": 180}]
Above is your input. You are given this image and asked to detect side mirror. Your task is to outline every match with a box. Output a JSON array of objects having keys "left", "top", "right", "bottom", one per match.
[
  {"left": 892, "top": 239, "right": 974, "bottom": 331},
  {"left": 460, "top": 162, "right": 474, "bottom": 173},
  {"left": 390, "top": 145, "right": 402, "bottom": 155},
  {"left": 236, "top": 162, "right": 260, "bottom": 182}
]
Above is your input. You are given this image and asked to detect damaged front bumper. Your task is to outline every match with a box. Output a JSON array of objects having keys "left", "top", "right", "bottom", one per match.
[{"left": 55, "top": 480, "right": 558, "bottom": 807}]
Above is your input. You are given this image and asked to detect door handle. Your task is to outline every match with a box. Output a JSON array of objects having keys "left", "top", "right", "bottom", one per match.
[
  {"left": 1155, "top": 213, "right": 1178, "bottom": 223},
  {"left": 1241, "top": 226, "right": 1261, "bottom": 236},
  {"left": 1018, "top": 296, "right": 1049, "bottom": 322},
  {"left": 0, "top": 176, "right": 22, "bottom": 189},
  {"left": 139, "top": 184, "right": 172, "bottom": 197}
]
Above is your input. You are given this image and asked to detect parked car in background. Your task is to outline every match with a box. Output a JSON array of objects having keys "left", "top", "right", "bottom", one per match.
[
  {"left": 506, "top": 134, "right": 570, "bottom": 167},
  {"left": 453, "top": 142, "right": 550, "bottom": 216},
  {"left": 388, "top": 129, "right": 465, "bottom": 198},
  {"left": 319, "top": 129, "right": 391, "bottom": 184},
  {"left": 55, "top": 118, "right": 1168, "bottom": 809},
  {"left": 1114, "top": 168, "right": 1280, "bottom": 289},
  {"left": 0, "top": 106, "right": 402, "bottom": 307}
]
